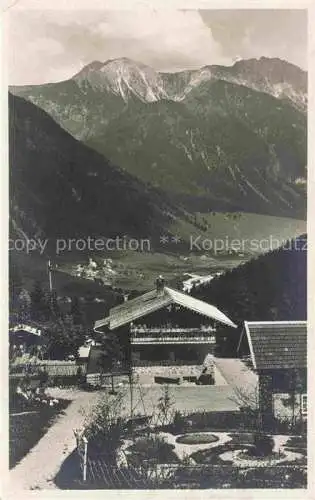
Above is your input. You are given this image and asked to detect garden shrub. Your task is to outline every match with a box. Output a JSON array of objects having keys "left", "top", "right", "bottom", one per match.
[
  {"left": 47, "top": 374, "right": 79, "bottom": 387},
  {"left": 82, "top": 390, "right": 128, "bottom": 462},
  {"left": 252, "top": 433, "right": 274, "bottom": 457},
  {"left": 172, "top": 410, "right": 257, "bottom": 432},
  {"left": 227, "top": 432, "right": 254, "bottom": 445},
  {"left": 172, "top": 410, "right": 186, "bottom": 433},
  {"left": 191, "top": 443, "right": 248, "bottom": 465},
  {"left": 284, "top": 434, "right": 307, "bottom": 457},
  {"left": 197, "top": 373, "right": 214, "bottom": 385},
  {"left": 127, "top": 435, "right": 179, "bottom": 466},
  {"left": 285, "top": 435, "right": 307, "bottom": 449},
  {"left": 274, "top": 415, "right": 307, "bottom": 435}
]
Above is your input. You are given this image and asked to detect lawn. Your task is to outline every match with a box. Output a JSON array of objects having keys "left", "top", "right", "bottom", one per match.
[
  {"left": 122, "top": 385, "right": 239, "bottom": 419},
  {"left": 9, "top": 399, "right": 70, "bottom": 469}
]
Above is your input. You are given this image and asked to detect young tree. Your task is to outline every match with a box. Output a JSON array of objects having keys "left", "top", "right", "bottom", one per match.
[
  {"left": 48, "top": 290, "right": 61, "bottom": 319},
  {"left": 229, "top": 384, "right": 262, "bottom": 430},
  {"left": 30, "top": 281, "right": 50, "bottom": 321},
  {"left": 43, "top": 315, "right": 85, "bottom": 360},
  {"left": 81, "top": 390, "right": 127, "bottom": 463},
  {"left": 16, "top": 288, "right": 31, "bottom": 323},
  {"left": 70, "top": 295, "right": 86, "bottom": 326},
  {"left": 9, "top": 260, "right": 23, "bottom": 308},
  {"left": 156, "top": 386, "right": 175, "bottom": 427},
  {"left": 288, "top": 369, "right": 305, "bottom": 428}
]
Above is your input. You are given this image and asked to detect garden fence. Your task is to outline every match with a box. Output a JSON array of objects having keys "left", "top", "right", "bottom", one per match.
[
  {"left": 74, "top": 434, "right": 307, "bottom": 489},
  {"left": 10, "top": 362, "right": 86, "bottom": 376},
  {"left": 10, "top": 362, "right": 87, "bottom": 389}
]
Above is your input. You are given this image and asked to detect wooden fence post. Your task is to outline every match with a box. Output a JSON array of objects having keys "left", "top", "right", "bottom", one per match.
[
  {"left": 83, "top": 436, "right": 88, "bottom": 482},
  {"left": 74, "top": 429, "right": 88, "bottom": 482}
]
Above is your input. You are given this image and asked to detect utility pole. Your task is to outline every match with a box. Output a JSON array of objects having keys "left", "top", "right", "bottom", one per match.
[
  {"left": 47, "top": 259, "right": 56, "bottom": 313},
  {"left": 47, "top": 259, "right": 53, "bottom": 293}
]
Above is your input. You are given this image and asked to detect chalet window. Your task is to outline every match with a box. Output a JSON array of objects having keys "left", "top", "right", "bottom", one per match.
[{"left": 301, "top": 394, "right": 307, "bottom": 416}]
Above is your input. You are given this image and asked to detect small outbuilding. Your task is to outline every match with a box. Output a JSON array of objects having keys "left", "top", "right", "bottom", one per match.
[
  {"left": 9, "top": 323, "right": 43, "bottom": 355},
  {"left": 238, "top": 320, "right": 307, "bottom": 429}
]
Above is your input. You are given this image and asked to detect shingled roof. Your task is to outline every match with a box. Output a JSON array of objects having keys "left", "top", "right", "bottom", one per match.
[
  {"left": 94, "top": 286, "right": 237, "bottom": 331},
  {"left": 244, "top": 321, "right": 307, "bottom": 371}
]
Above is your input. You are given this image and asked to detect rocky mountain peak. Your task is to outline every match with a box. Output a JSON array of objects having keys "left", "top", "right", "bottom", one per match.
[
  {"left": 74, "top": 57, "right": 168, "bottom": 103},
  {"left": 74, "top": 60, "right": 104, "bottom": 78},
  {"left": 72, "top": 56, "right": 307, "bottom": 111}
]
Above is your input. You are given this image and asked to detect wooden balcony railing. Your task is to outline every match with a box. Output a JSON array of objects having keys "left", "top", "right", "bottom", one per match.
[{"left": 130, "top": 326, "right": 216, "bottom": 334}]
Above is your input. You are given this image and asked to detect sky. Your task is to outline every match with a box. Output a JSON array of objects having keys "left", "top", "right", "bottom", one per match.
[{"left": 7, "top": 8, "right": 307, "bottom": 85}]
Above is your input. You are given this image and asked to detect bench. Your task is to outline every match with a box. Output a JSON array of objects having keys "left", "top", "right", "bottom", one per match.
[
  {"left": 154, "top": 376, "right": 181, "bottom": 385},
  {"left": 183, "top": 376, "right": 198, "bottom": 383}
]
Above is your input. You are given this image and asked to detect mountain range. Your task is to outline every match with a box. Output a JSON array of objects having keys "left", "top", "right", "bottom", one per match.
[
  {"left": 9, "top": 93, "right": 179, "bottom": 245},
  {"left": 10, "top": 57, "right": 307, "bottom": 218}
]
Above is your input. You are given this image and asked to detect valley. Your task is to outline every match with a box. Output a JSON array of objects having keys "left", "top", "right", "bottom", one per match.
[
  {"left": 7, "top": 10, "right": 308, "bottom": 493},
  {"left": 10, "top": 212, "right": 306, "bottom": 298},
  {"left": 11, "top": 57, "right": 307, "bottom": 219},
  {"left": 9, "top": 56, "right": 307, "bottom": 313}
]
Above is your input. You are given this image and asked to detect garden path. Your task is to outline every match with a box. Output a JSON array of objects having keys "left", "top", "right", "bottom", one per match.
[
  {"left": 214, "top": 358, "right": 258, "bottom": 400},
  {"left": 7, "top": 388, "right": 100, "bottom": 493}
]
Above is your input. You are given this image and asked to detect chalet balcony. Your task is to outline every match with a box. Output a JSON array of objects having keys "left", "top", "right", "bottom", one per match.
[{"left": 130, "top": 326, "right": 216, "bottom": 344}]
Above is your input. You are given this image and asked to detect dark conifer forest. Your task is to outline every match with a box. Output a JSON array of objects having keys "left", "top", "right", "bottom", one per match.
[{"left": 193, "top": 234, "right": 307, "bottom": 325}]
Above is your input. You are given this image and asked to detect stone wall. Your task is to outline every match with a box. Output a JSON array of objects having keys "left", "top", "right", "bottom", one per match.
[{"left": 133, "top": 364, "right": 203, "bottom": 378}]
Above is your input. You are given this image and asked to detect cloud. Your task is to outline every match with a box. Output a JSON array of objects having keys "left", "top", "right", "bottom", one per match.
[
  {"left": 200, "top": 9, "right": 307, "bottom": 69},
  {"left": 90, "top": 10, "right": 230, "bottom": 70},
  {"left": 8, "top": 9, "right": 230, "bottom": 84},
  {"left": 7, "top": 8, "right": 306, "bottom": 85}
]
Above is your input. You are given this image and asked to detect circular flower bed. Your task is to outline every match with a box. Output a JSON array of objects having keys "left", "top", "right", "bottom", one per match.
[
  {"left": 219, "top": 448, "right": 303, "bottom": 467},
  {"left": 238, "top": 450, "right": 286, "bottom": 461},
  {"left": 176, "top": 433, "right": 219, "bottom": 445}
]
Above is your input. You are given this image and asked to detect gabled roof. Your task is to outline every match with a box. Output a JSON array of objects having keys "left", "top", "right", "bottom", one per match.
[
  {"left": 165, "top": 288, "right": 236, "bottom": 328},
  {"left": 94, "top": 316, "right": 110, "bottom": 330},
  {"left": 244, "top": 321, "right": 307, "bottom": 371},
  {"left": 94, "top": 286, "right": 237, "bottom": 331}
]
